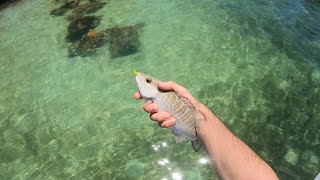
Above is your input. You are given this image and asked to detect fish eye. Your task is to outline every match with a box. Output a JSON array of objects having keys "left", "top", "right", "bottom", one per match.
[{"left": 146, "top": 78, "right": 152, "bottom": 84}]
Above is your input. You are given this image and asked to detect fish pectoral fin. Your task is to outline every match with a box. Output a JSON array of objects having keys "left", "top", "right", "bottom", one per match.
[
  {"left": 191, "top": 139, "right": 202, "bottom": 152},
  {"left": 174, "top": 136, "right": 183, "bottom": 143},
  {"left": 178, "top": 96, "right": 207, "bottom": 128},
  {"left": 171, "top": 130, "right": 183, "bottom": 143}
]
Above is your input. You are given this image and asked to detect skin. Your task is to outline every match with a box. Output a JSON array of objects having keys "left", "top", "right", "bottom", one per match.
[{"left": 134, "top": 81, "right": 279, "bottom": 180}]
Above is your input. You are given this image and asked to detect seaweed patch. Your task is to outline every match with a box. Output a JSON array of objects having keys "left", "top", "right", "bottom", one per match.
[
  {"left": 68, "top": 31, "right": 106, "bottom": 57},
  {"left": 66, "top": 15, "right": 102, "bottom": 42},
  {"left": 0, "top": 0, "right": 22, "bottom": 10},
  {"left": 50, "top": 0, "right": 80, "bottom": 16},
  {"left": 50, "top": 1, "right": 143, "bottom": 58},
  {"left": 106, "top": 24, "right": 143, "bottom": 59}
]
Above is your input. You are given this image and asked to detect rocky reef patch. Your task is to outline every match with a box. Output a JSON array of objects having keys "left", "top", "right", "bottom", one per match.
[
  {"left": 105, "top": 24, "right": 142, "bottom": 59},
  {"left": 50, "top": 0, "right": 143, "bottom": 58}
]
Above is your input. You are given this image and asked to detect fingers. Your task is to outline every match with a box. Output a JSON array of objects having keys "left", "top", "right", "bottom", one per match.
[
  {"left": 157, "top": 81, "right": 198, "bottom": 105},
  {"left": 157, "top": 81, "right": 188, "bottom": 94},
  {"left": 135, "top": 82, "right": 183, "bottom": 129},
  {"left": 143, "top": 101, "right": 158, "bottom": 113},
  {"left": 150, "top": 112, "right": 171, "bottom": 122},
  {"left": 151, "top": 112, "right": 176, "bottom": 128},
  {"left": 151, "top": 111, "right": 176, "bottom": 128},
  {"left": 143, "top": 102, "right": 176, "bottom": 128},
  {"left": 159, "top": 117, "right": 176, "bottom": 128},
  {"left": 134, "top": 91, "right": 142, "bottom": 100}
]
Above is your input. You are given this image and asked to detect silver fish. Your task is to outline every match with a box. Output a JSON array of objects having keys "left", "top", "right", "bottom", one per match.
[{"left": 134, "top": 71, "right": 202, "bottom": 151}]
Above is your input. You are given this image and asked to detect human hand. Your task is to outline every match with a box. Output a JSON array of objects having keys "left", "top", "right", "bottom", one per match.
[{"left": 134, "top": 81, "right": 202, "bottom": 128}]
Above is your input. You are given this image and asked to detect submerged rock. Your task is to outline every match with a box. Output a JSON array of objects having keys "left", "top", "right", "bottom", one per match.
[
  {"left": 66, "top": 15, "right": 102, "bottom": 42},
  {"left": 125, "top": 159, "right": 145, "bottom": 178},
  {"left": 74, "top": 2, "right": 106, "bottom": 14},
  {"left": 0, "top": 0, "right": 22, "bottom": 10},
  {"left": 50, "top": 7, "right": 69, "bottom": 16},
  {"left": 68, "top": 31, "right": 106, "bottom": 57},
  {"left": 60, "top": 0, "right": 80, "bottom": 9},
  {"left": 105, "top": 24, "right": 143, "bottom": 59},
  {"left": 50, "top": 0, "right": 80, "bottom": 16},
  {"left": 67, "top": 2, "right": 106, "bottom": 21}
]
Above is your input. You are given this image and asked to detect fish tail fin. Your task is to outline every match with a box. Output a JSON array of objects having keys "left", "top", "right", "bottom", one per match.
[{"left": 191, "top": 139, "right": 202, "bottom": 152}]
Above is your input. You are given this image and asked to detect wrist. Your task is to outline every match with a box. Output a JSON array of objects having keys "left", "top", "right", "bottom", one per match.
[
  {"left": 194, "top": 103, "right": 222, "bottom": 138},
  {"left": 196, "top": 114, "right": 221, "bottom": 139}
]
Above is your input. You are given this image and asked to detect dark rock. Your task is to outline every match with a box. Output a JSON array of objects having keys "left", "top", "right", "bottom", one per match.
[
  {"left": 62, "top": 0, "right": 79, "bottom": 9},
  {"left": 67, "top": 2, "right": 106, "bottom": 21},
  {"left": 50, "top": 0, "right": 80, "bottom": 16},
  {"left": 68, "top": 31, "right": 106, "bottom": 57},
  {"left": 66, "top": 15, "right": 102, "bottom": 42},
  {"left": 50, "top": 7, "right": 70, "bottom": 16},
  {"left": 105, "top": 24, "right": 142, "bottom": 59},
  {"left": 0, "top": 0, "right": 22, "bottom": 10},
  {"left": 53, "top": 0, "right": 69, "bottom": 2},
  {"left": 74, "top": 2, "right": 106, "bottom": 14}
]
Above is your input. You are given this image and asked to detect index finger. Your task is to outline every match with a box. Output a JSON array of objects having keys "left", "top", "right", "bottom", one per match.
[
  {"left": 157, "top": 81, "right": 189, "bottom": 95},
  {"left": 157, "top": 81, "right": 199, "bottom": 106}
]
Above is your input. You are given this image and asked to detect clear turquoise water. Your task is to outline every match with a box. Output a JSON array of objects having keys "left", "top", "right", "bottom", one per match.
[{"left": 0, "top": 0, "right": 319, "bottom": 179}]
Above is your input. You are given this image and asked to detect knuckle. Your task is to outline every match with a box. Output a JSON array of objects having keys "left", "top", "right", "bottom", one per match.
[
  {"left": 149, "top": 113, "right": 157, "bottom": 121},
  {"left": 145, "top": 104, "right": 154, "bottom": 113},
  {"left": 143, "top": 104, "right": 150, "bottom": 112},
  {"left": 169, "top": 117, "right": 176, "bottom": 124},
  {"left": 168, "top": 81, "right": 175, "bottom": 86}
]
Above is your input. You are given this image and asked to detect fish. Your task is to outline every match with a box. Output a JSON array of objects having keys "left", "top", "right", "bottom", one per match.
[{"left": 134, "top": 70, "right": 203, "bottom": 151}]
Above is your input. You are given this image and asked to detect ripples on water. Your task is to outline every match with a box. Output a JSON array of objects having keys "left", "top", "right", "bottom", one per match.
[
  {"left": 0, "top": 0, "right": 319, "bottom": 179},
  {"left": 207, "top": 0, "right": 320, "bottom": 179},
  {"left": 224, "top": 0, "right": 320, "bottom": 65}
]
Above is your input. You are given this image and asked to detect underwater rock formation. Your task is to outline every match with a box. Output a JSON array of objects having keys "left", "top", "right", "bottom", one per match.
[
  {"left": 105, "top": 24, "right": 142, "bottom": 59},
  {"left": 66, "top": 15, "right": 102, "bottom": 42},
  {"left": 49, "top": 1, "right": 143, "bottom": 59},
  {"left": 67, "top": 2, "right": 106, "bottom": 21},
  {"left": 50, "top": 0, "right": 80, "bottom": 16},
  {"left": 50, "top": 7, "right": 69, "bottom": 16},
  {"left": 74, "top": 2, "right": 106, "bottom": 15},
  {"left": 68, "top": 31, "right": 106, "bottom": 57},
  {"left": 0, "top": 0, "right": 22, "bottom": 10}
]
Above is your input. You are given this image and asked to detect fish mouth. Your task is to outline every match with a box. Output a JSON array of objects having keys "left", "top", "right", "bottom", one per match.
[{"left": 133, "top": 69, "right": 138, "bottom": 76}]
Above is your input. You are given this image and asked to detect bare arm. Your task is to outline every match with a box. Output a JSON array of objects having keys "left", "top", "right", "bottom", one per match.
[
  {"left": 134, "top": 81, "right": 278, "bottom": 180},
  {"left": 195, "top": 102, "right": 278, "bottom": 180}
]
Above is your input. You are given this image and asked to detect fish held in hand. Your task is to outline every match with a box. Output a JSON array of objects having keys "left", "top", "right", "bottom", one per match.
[{"left": 134, "top": 71, "right": 203, "bottom": 151}]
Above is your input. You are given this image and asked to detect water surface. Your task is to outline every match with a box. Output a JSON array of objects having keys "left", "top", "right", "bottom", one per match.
[{"left": 0, "top": 0, "right": 319, "bottom": 179}]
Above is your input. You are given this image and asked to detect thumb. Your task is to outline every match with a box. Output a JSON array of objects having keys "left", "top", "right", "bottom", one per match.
[
  {"left": 157, "top": 81, "right": 173, "bottom": 91},
  {"left": 157, "top": 81, "right": 189, "bottom": 95}
]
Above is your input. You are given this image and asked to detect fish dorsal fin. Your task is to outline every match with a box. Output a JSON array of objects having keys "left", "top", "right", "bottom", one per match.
[
  {"left": 179, "top": 96, "right": 206, "bottom": 128},
  {"left": 178, "top": 96, "right": 195, "bottom": 109}
]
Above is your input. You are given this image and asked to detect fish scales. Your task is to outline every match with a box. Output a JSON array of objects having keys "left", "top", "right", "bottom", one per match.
[
  {"left": 155, "top": 92, "right": 197, "bottom": 140},
  {"left": 134, "top": 71, "right": 202, "bottom": 151}
]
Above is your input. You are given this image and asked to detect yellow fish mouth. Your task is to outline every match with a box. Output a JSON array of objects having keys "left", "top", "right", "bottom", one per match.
[{"left": 133, "top": 69, "right": 138, "bottom": 76}]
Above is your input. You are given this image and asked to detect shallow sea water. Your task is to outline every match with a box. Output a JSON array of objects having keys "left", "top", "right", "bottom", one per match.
[{"left": 0, "top": 0, "right": 319, "bottom": 179}]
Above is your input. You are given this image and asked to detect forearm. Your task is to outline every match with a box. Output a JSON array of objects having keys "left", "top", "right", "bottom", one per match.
[{"left": 196, "top": 105, "right": 278, "bottom": 180}]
